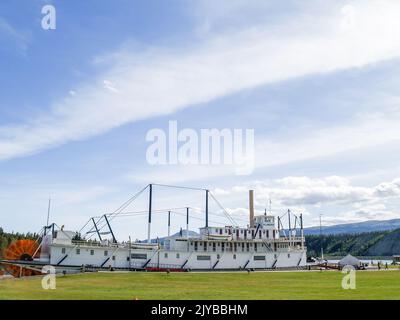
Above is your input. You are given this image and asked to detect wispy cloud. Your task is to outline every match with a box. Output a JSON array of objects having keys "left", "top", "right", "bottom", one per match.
[
  {"left": 2, "top": 1, "right": 400, "bottom": 161},
  {"left": 132, "top": 108, "right": 400, "bottom": 184},
  {"left": 0, "top": 17, "right": 30, "bottom": 54}
]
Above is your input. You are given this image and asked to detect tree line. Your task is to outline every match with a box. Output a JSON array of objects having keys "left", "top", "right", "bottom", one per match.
[{"left": 0, "top": 227, "right": 39, "bottom": 258}]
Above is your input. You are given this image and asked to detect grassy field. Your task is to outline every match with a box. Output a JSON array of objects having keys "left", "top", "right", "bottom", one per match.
[{"left": 1, "top": 270, "right": 400, "bottom": 300}]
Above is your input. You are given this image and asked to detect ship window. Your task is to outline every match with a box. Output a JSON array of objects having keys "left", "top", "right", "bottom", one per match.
[
  {"left": 241, "top": 230, "right": 243, "bottom": 234},
  {"left": 246, "top": 243, "right": 249, "bottom": 252},
  {"left": 204, "top": 242, "right": 207, "bottom": 251},
  {"left": 217, "top": 242, "right": 220, "bottom": 246},
  {"left": 267, "top": 230, "right": 269, "bottom": 238},
  {"left": 254, "top": 243, "right": 257, "bottom": 252},
  {"left": 213, "top": 243, "right": 216, "bottom": 252},
  {"left": 274, "top": 254, "right": 277, "bottom": 259},
  {"left": 233, "top": 254, "right": 236, "bottom": 259},
  {"left": 176, "top": 253, "right": 180, "bottom": 259},
  {"left": 288, "top": 254, "right": 290, "bottom": 258},
  {"left": 104, "top": 250, "right": 108, "bottom": 256},
  {"left": 219, "top": 229, "right": 222, "bottom": 235},
  {"left": 61, "top": 248, "right": 66, "bottom": 254},
  {"left": 241, "top": 243, "right": 245, "bottom": 251},
  {"left": 90, "top": 250, "right": 94, "bottom": 255},
  {"left": 259, "top": 231, "right": 262, "bottom": 239},
  {"left": 217, "top": 254, "right": 220, "bottom": 259},
  {"left": 221, "top": 243, "right": 225, "bottom": 251},
  {"left": 197, "top": 255, "right": 211, "bottom": 261},
  {"left": 76, "top": 248, "right": 80, "bottom": 255},
  {"left": 164, "top": 253, "right": 168, "bottom": 258},
  {"left": 131, "top": 253, "right": 147, "bottom": 259},
  {"left": 254, "top": 255, "right": 266, "bottom": 261},
  {"left": 112, "top": 256, "right": 116, "bottom": 261},
  {"left": 234, "top": 243, "right": 237, "bottom": 252},
  {"left": 194, "top": 242, "right": 198, "bottom": 251}
]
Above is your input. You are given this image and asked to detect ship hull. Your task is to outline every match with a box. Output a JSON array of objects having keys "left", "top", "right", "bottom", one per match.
[{"left": 46, "top": 243, "right": 307, "bottom": 271}]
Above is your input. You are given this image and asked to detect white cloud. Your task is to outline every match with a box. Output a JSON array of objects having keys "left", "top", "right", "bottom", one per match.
[
  {"left": 2, "top": 1, "right": 400, "bottom": 160},
  {"left": 132, "top": 108, "right": 400, "bottom": 185},
  {"left": 221, "top": 176, "right": 400, "bottom": 207},
  {"left": 103, "top": 80, "right": 119, "bottom": 93},
  {"left": 210, "top": 175, "right": 400, "bottom": 225},
  {"left": 320, "top": 204, "right": 398, "bottom": 225}
]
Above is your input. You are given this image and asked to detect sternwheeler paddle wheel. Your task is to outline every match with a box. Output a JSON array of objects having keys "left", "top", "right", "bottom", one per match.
[{"left": 1, "top": 239, "right": 41, "bottom": 277}]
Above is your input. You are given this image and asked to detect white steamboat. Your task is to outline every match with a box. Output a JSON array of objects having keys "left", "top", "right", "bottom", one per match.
[{"left": 2, "top": 184, "right": 307, "bottom": 273}]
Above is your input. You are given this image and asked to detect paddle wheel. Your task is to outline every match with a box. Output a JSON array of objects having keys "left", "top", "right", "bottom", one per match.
[{"left": 1, "top": 239, "right": 41, "bottom": 277}]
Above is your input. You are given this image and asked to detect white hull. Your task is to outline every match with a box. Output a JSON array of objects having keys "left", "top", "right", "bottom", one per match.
[{"left": 47, "top": 243, "right": 307, "bottom": 270}]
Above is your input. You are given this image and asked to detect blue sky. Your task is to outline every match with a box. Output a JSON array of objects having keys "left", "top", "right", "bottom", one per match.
[{"left": 2, "top": 0, "right": 400, "bottom": 239}]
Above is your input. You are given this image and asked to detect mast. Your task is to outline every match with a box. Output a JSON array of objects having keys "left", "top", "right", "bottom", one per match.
[
  {"left": 186, "top": 207, "right": 189, "bottom": 239},
  {"left": 205, "top": 189, "right": 209, "bottom": 228},
  {"left": 148, "top": 184, "right": 152, "bottom": 243},
  {"left": 92, "top": 218, "right": 102, "bottom": 241},
  {"left": 104, "top": 214, "right": 117, "bottom": 243},
  {"left": 46, "top": 197, "right": 51, "bottom": 227},
  {"left": 277, "top": 216, "right": 281, "bottom": 235},
  {"left": 168, "top": 210, "right": 171, "bottom": 237},
  {"left": 288, "top": 209, "right": 291, "bottom": 248},
  {"left": 300, "top": 213, "right": 304, "bottom": 250}
]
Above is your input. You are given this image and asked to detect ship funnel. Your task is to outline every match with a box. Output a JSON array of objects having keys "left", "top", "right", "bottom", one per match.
[{"left": 249, "top": 190, "right": 255, "bottom": 227}]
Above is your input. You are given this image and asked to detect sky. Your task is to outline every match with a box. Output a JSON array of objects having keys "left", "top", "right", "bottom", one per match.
[{"left": 1, "top": 0, "right": 400, "bottom": 240}]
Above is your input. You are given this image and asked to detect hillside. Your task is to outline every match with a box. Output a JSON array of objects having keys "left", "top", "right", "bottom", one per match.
[
  {"left": 305, "top": 228, "right": 400, "bottom": 257},
  {"left": 304, "top": 218, "right": 400, "bottom": 235}
]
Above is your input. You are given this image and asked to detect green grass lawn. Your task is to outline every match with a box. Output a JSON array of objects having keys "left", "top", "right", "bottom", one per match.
[{"left": 1, "top": 270, "right": 399, "bottom": 300}]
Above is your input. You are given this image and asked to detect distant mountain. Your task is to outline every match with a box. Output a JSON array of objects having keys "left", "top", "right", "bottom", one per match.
[
  {"left": 304, "top": 219, "right": 400, "bottom": 235},
  {"left": 141, "top": 230, "right": 199, "bottom": 244}
]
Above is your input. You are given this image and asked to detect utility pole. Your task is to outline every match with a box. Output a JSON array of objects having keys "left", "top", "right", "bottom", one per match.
[
  {"left": 186, "top": 207, "right": 189, "bottom": 239},
  {"left": 319, "top": 214, "right": 324, "bottom": 259},
  {"left": 148, "top": 184, "right": 153, "bottom": 243},
  {"left": 205, "top": 189, "right": 209, "bottom": 229},
  {"left": 128, "top": 235, "right": 132, "bottom": 270},
  {"left": 168, "top": 211, "right": 171, "bottom": 237},
  {"left": 288, "top": 209, "right": 291, "bottom": 248}
]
